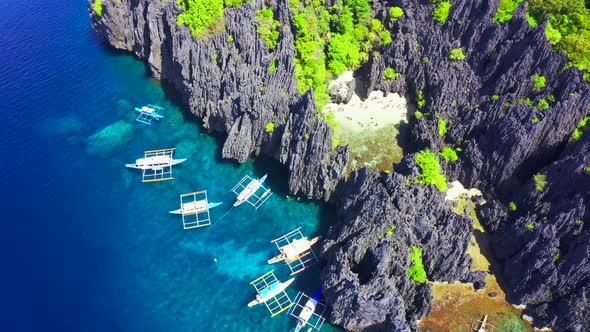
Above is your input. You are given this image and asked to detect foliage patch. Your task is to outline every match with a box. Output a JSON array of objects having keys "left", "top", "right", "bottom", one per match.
[
  {"left": 408, "top": 246, "right": 427, "bottom": 284},
  {"left": 433, "top": 1, "right": 452, "bottom": 24},
  {"left": 415, "top": 149, "right": 448, "bottom": 192}
]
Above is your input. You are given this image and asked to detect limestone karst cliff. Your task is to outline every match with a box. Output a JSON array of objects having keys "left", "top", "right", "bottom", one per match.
[{"left": 90, "top": 0, "right": 590, "bottom": 330}]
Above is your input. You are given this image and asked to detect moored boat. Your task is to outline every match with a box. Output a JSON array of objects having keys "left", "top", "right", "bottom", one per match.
[
  {"left": 234, "top": 174, "right": 267, "bottom": 207},
  {"left": 247, "top": 277, "right": 294, "bottom": 307},
  {"left": 268, "top": 236, "right": 321, "bottom": 264}
]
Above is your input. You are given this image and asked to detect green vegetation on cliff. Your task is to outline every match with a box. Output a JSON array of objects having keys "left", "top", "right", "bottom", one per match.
[
  {"left": 383, "top": 67, "right": 400, "bottom": 80},
  {"left": 256, "top": 8, "right": 281, "bottom": 50},
  {"left": 440, "top": 147, "right": 459, "bottom": 162},
  {"left": 408, "top": 246, "right": 427, "bottom": 284},
  {"left": 493, "top": 0, "right": 523, "bottom": 23},
  {"left": 389, "top": 6, "right": 404, "bottom": 22},
  {"left": 572, "top": 113, "right": 590, "bottom": 141},
  {"left": 433, "top": 1, "right": 452, "bottom": 24},
  {"left": 533, "top": 73, "right": 546, "bottom": 90},
  {"left": 416, "top": 149, "right": 448, "bottom": 192},
  {"left": 533, "top": 173, "right": 547, "bottom": 192},
  {"left": 495, "top": 1, "right": 590, "bottom": 80},
  {"left": 449, "top": 48, "right": 466, "bottom": 62},
  {"left": 93, "top": 0, "right": 103, "bottom": 16},
  {"left": 176, "top": 0, "right": 243, "bottom": 39}
]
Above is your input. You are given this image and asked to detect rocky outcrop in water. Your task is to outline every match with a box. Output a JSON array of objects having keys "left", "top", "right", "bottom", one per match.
[{"left": 91, "top": 0, "right": 590, "bottom": 330}]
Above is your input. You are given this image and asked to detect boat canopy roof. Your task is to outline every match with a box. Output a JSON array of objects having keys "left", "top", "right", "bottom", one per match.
[
  {"left": 136, "top": 155, "right": 171, "bottom": 166},
  {"left": 281, "top": 238, "right": 310, "bottom": 258}
]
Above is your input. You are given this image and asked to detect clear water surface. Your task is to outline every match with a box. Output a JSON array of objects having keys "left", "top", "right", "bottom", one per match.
[{"left": 0, "top": 1, "right": 341, "bottom": 331}]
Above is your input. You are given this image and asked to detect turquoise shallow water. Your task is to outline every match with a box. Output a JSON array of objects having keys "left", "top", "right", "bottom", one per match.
[{"left": 0, "top": 0, "right": 340, "bottom": 331}]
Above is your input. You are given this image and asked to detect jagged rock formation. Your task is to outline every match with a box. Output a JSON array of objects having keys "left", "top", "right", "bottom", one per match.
[
  {"left": 90, "top": 0, "right": 590, "bottom": 331},
  {"left": 364, "top": 0, "right": 590, "bottom": 330},
  {"left": 321, "top": 160, "right": 486, "bottom": 331}
]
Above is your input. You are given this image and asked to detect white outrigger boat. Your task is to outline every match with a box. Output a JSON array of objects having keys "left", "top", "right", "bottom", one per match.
[
  {"left": 134, "top": 104, "right": 164, "bottom": 125},
  {"left": 289, "top": 288, "right": 326, "bottom": 332},
  {"left": 269, "top": 228, "right": 320, "bottom": 275},
  {"left": 169, "top": 190, "right": 220, "bottom": 229},
  {"left": 248, "top": 278, "right": 295, "bottom": 307},
  {"left": 125, "top": 148, "right": 186, "bottom": 182},
  {"left": 230, "top": 174, "right": 272, "bottom": 209},
  {"left": 268, "top": 236, "right": 321, "bottom": 264},
  {"left": 249, "top": 270, "right": 295, "bottom": 317},
  {"left": 125, "top": 154, "right": 186, "bottom": 171},
  {"left": 234, "top": 174, "right": 267, "bottom": 207}
]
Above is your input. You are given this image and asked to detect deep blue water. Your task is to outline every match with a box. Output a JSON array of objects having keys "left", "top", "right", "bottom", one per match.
[{"left": 0, "top": 1, "right": 339, "bottom": 331}]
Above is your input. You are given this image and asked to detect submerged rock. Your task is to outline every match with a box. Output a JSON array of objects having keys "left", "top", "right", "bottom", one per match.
[{"left": 86, "top": 120, "right": 134, "bottom": 157}]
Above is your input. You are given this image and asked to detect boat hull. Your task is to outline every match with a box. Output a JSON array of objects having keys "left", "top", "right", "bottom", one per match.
[
  {"left": 169, "top": 201, "right": 223, "bottom": 214},
  {"left": 125, "top": 158, "right": 186, "bottom": 170}
]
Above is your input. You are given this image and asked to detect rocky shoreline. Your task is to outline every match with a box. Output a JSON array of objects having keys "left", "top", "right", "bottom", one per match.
[{"left": 90, "top": 0, "right": 589, "bottom": 331}]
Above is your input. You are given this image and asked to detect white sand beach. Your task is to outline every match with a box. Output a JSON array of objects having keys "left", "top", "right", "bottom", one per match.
[{"left": 323, "top": 90, "right": 409, "bottom": 132}]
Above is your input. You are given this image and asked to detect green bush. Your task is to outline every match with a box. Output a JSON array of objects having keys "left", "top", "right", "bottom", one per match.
[
  {"left": 440, "top": 147, "right": 458, "bottom": 162},
  {"left": 93, "top": 0, "right": 103, "bottom": 16},
  {"left": 224, "top": 0, "right": 243, "bottom": 7},
  {"left": 526, "top": 223, "right": 535, "bottom": 231},
  {"left": 491, "top": 95, "right": 500, "bottom": 101},
  {"left": 509, "top": 201, "right": 518, "bottom": 211},
  {"left": 328, "top": 33, "right": 362, "bottom": 75},
  {"left": 415, "top": 149, "right": 448, "bottom": 192},
  {"left": 585, "top": 167, "right": 590, "bottom": 175},
  {"left": 383, "top": 67, "right": 400, "bottom": 80},
  {"left": 533, "top": 173, "right": 547, "bottom": 192},
  {"left": 414, "top": 111, "right": 423, "bottom": 120},
  {"left": 176, "top": 0, "right": 225, "bottom": 39},
  {"left": 519, "top": 97, "right": 533, "bottom": 106},
  {"left": 493, "top": 0, "right": 524, "bottom": 24},
  {"left": 527, "top": 12, "right": 538, "bottom": 27},
  {"left": 228, "top": 35, "right": 234, "bottom": 43},
  {"left": 449, "top": 48, "right": 466, "bottom": 61},
  {"left": 389, "top": 6, "right": 404, "bottom": 21},
  {"left": 417, "top": 90, "right": 426, "bottom": 109},
  {"left": 572, "top": 114, "right": 590, "bottom": 141},
  {"left": 256, "top": 8, "right": 281, "bottom": 50},
  {"left": 536, "top": 99, "right": 549, "bottom": 110},
  {"left": 269, "top": 58, "right": 277, "bottom": 73},
  {"left": 386, "top": 224, "right": 397, "bottom": 236},
  {"left": 265, "top": 122, "right": 275, "bottom": 133},
  {"left": 408, "top": 246, "right": 427, "bottom": 284},
  {"left": 379, "top": 30, "right": 393, "bottom": 46},
  {"left": 433, "top": 1, "right": 452, "bottom": 24},
  {"left": 422, "top": 56, "right": 430, "bottom": 63},
  {"left": 437, "top": 115, "right": 448, "bottom": 137},
  {"left": 533, "top": 73, "right": 546, "bottom": 90}
]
